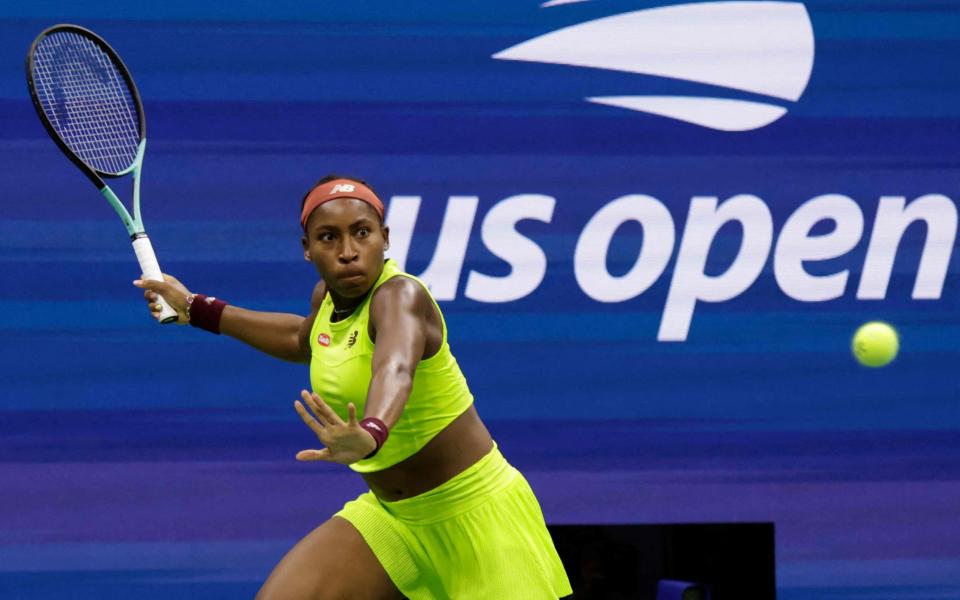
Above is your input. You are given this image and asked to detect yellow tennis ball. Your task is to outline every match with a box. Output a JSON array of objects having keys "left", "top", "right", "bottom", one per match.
[{"left": 852, "top": 321, "right": 899, "bottom": 367}]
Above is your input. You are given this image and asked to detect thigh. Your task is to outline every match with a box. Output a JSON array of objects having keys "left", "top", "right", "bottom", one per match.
[{"left": 256, "top": 516, "right": 404, "bottom": 600}]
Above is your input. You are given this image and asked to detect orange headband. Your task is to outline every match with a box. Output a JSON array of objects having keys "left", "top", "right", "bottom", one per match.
[{"left": 300, "top": 179, "right": 385, "bottom": 229}]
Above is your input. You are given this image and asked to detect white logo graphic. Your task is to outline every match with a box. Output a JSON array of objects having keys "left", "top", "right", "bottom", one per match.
[
  {"left": 493, "top": 1, "right": 815, "bottom": 131},
  {"left": 331, "top": 184, "right": 356, "bottom": 194},
  {"left": 385, "top": 192, "right": 956, "bottom": 341}
]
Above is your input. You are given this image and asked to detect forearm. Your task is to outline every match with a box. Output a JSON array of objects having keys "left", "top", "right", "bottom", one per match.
[
  {"left": 219, "top": 305, "right": 307, "bottom": 363},
  {"left": 364, "top": 363, "right": 414, "bottom": 427}
]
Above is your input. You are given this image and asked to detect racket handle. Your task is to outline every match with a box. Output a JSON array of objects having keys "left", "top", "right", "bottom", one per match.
[{"left": 132, "top": 235, "right": 178, "bottom": 325}]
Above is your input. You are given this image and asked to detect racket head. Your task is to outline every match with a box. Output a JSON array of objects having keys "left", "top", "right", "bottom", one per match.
[{"left": 26, "top": 24, "right": 146, "bottom": 182}]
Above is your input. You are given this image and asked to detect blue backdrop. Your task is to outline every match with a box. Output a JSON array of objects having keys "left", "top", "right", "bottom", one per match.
[{"left": 1, "top": 1, "right": 958, "bottom": 598}]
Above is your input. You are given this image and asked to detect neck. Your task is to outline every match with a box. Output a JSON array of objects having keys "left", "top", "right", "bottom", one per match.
[{"left": 329, "top": 291, "right": 368, "bottom": 320}]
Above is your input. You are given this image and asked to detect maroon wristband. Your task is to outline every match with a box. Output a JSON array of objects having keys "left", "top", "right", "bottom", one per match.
[
  {"left": 188, "top": 294, "right": 227, "bottom": 334},
  {"left": 359, "top": 417, "right": 389, "bottom": 459}
]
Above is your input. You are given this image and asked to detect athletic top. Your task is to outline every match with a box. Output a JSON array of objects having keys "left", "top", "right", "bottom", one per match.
[{"left": 308, "top": 259, "right": 474, "bottom": 473}]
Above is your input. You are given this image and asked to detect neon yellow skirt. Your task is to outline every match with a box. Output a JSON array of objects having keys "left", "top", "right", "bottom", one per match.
[{"left": 335, "top": 444, "right": 572, "bottom": 599}]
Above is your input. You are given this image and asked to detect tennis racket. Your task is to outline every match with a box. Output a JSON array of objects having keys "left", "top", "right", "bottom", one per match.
[{"left": 26, "top": 24, "right": 177, "bottom": 324}]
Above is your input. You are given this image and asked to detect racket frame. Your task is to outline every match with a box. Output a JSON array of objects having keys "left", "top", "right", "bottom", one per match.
[
  {"left": 26, "top": 24, "right": 148, "bottom": 236},
  {"left": 26, "top": 24, "right": 177, "bottom": 323}
]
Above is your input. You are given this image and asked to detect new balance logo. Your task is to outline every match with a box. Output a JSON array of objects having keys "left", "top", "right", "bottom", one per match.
[
  {"left": 347, "top": 330, "right": 358, "bottom": 348},
  {"left": 330, "top": 184, "right": 356, "bottom": 194}
]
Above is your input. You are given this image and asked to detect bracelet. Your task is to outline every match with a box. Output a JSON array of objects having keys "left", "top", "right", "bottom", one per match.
[
  {"left": 359, "top": 417, "right": 389, "bottom": 459},
  {"left": 184, "top": 293, "right": 197, "bottom": 323},
  {"left": 188, "top": 293, "right": 227, "bottom": 334}
]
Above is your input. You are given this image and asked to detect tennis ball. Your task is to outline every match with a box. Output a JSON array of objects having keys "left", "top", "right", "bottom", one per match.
[{"left": 852, "top": 321, "right": 899, "bottom": 367}]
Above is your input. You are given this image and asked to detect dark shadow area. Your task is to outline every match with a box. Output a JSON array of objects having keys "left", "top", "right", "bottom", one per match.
[{"left": 549, "top": 522, "right": 775, "bottom": 600}]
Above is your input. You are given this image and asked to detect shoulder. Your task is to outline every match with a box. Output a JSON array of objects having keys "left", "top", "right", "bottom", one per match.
[
  {"left": 368, "top": 275, "right": 443, "bottom": 352},
  {"left": 370, "top": 276, "right": 431, "bottom": 318}
]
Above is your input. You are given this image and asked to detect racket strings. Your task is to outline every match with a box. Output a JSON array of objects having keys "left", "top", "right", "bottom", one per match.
[{"left": 32, "top": 31, "right": 141, "bottom": 175}]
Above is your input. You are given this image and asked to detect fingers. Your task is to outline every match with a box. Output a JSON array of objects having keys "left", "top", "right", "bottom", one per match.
[
  {"left": 134, "top": 278, "right": 172, "bottom": 312},
  {"left": 300, "top": 390, "right": 331, "bottom": 428},
  {"left": 138, "top": 279, "right": 162, "bottom": 305},
  {"left": 144, "top": 290, "right": 162, "bottom": 311},
  {"left": 132, "top": 272, "right": 179, "bottom": 286},
  {"left": 296, "top": 448, "right": 332, "bottom": 461},
  {"left": 347, "top": 403, "right": 358, "bottom": 426},
  {"left": 294, "top": 400, "right": 325, "bottom": 436},
  {"left": 133, "top": 277, "right": 168, "bottom": 293},
  {"left": 133, "top": 273, "right": 190, "bottom": 301},
  {"left": 136, "top": 283, "right": 168, "bottom": 321},
  {"left": 305, "top": 391, "right": 345, "bottom": 426}
]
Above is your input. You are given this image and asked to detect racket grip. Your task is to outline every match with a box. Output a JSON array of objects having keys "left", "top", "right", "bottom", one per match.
[{"left": 131, "top": 235, "right": 178, "bottom": 325}]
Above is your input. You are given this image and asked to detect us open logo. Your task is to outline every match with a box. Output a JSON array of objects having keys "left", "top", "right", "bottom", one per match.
[
  {"left": 383, "top": 2, "right": 954, "bottom": 343},
  {"left": 494, "top": 1, "right": 815, "bottom": 131}
]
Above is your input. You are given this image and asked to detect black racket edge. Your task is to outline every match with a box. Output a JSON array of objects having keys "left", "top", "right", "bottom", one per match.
[{"left": 25, "top": 23, "right": 147, "bottom": 187}]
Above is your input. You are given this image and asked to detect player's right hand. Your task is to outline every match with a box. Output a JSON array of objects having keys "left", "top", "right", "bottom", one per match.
[{"left": 134, "top": 274, "right": 192, "bottom": 324}]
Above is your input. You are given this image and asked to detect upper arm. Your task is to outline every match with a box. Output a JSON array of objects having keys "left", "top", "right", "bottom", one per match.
[
  {"left": 368, "top": 278, "right": 433, "bottom": 378},
  {"left": 297, "top": 280, "right": 326, "bottom": 363}
]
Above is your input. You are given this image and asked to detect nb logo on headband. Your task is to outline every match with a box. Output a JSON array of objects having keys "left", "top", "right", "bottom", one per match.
[{"left": 330, "top": 184, "right": 356, "bottom": 194}]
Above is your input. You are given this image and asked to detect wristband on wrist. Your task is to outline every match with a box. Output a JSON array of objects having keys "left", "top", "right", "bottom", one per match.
[
  {"left": 187, "top": 293, "right": 227, "bottom": 334},
  {"left": 359, "top": 417, "right": 389, "bottom": 459}
]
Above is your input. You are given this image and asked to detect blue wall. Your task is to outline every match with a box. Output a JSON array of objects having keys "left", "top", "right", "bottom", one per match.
[{"left": 1, "top": 2, "right": 958, "bottom": 598}]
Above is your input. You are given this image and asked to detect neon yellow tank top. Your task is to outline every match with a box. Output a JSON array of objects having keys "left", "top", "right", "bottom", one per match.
[{"left": 309, "top": 259, "right": 474, "bottom": 473}]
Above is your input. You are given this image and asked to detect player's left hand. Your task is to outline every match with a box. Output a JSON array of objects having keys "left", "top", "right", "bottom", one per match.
[{"left": 294, "top": 390, "right": 377, "bottom": 465}]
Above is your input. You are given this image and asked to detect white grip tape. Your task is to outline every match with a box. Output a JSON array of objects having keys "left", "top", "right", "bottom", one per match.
[{"left": 132, "top": 236, "right": 178, "bottom": 324}]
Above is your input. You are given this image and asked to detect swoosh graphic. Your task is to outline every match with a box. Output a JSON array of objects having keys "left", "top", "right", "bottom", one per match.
[
  {"left": 494, "top": 1, "right": 815, "bottom": 130},
  {"left": 588, "top": 96, "right": 788, "bottom": 131},
  {"left": 496, "top": 1, "right": 813, "bottom": 101}
]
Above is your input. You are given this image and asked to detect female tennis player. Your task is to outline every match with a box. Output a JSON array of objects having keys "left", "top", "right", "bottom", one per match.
[{"left": 134, "top": 175, "right": 572, "bottom": 600}]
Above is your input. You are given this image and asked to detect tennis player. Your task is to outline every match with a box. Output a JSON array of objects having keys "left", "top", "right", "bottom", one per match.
[{"left": 135, "top": 175, "right": 572, "bottom": 600}]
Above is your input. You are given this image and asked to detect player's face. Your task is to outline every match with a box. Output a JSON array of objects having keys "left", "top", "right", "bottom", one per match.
[{"left": 302, "top": 198, "right": 390, "bottom": 298}]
